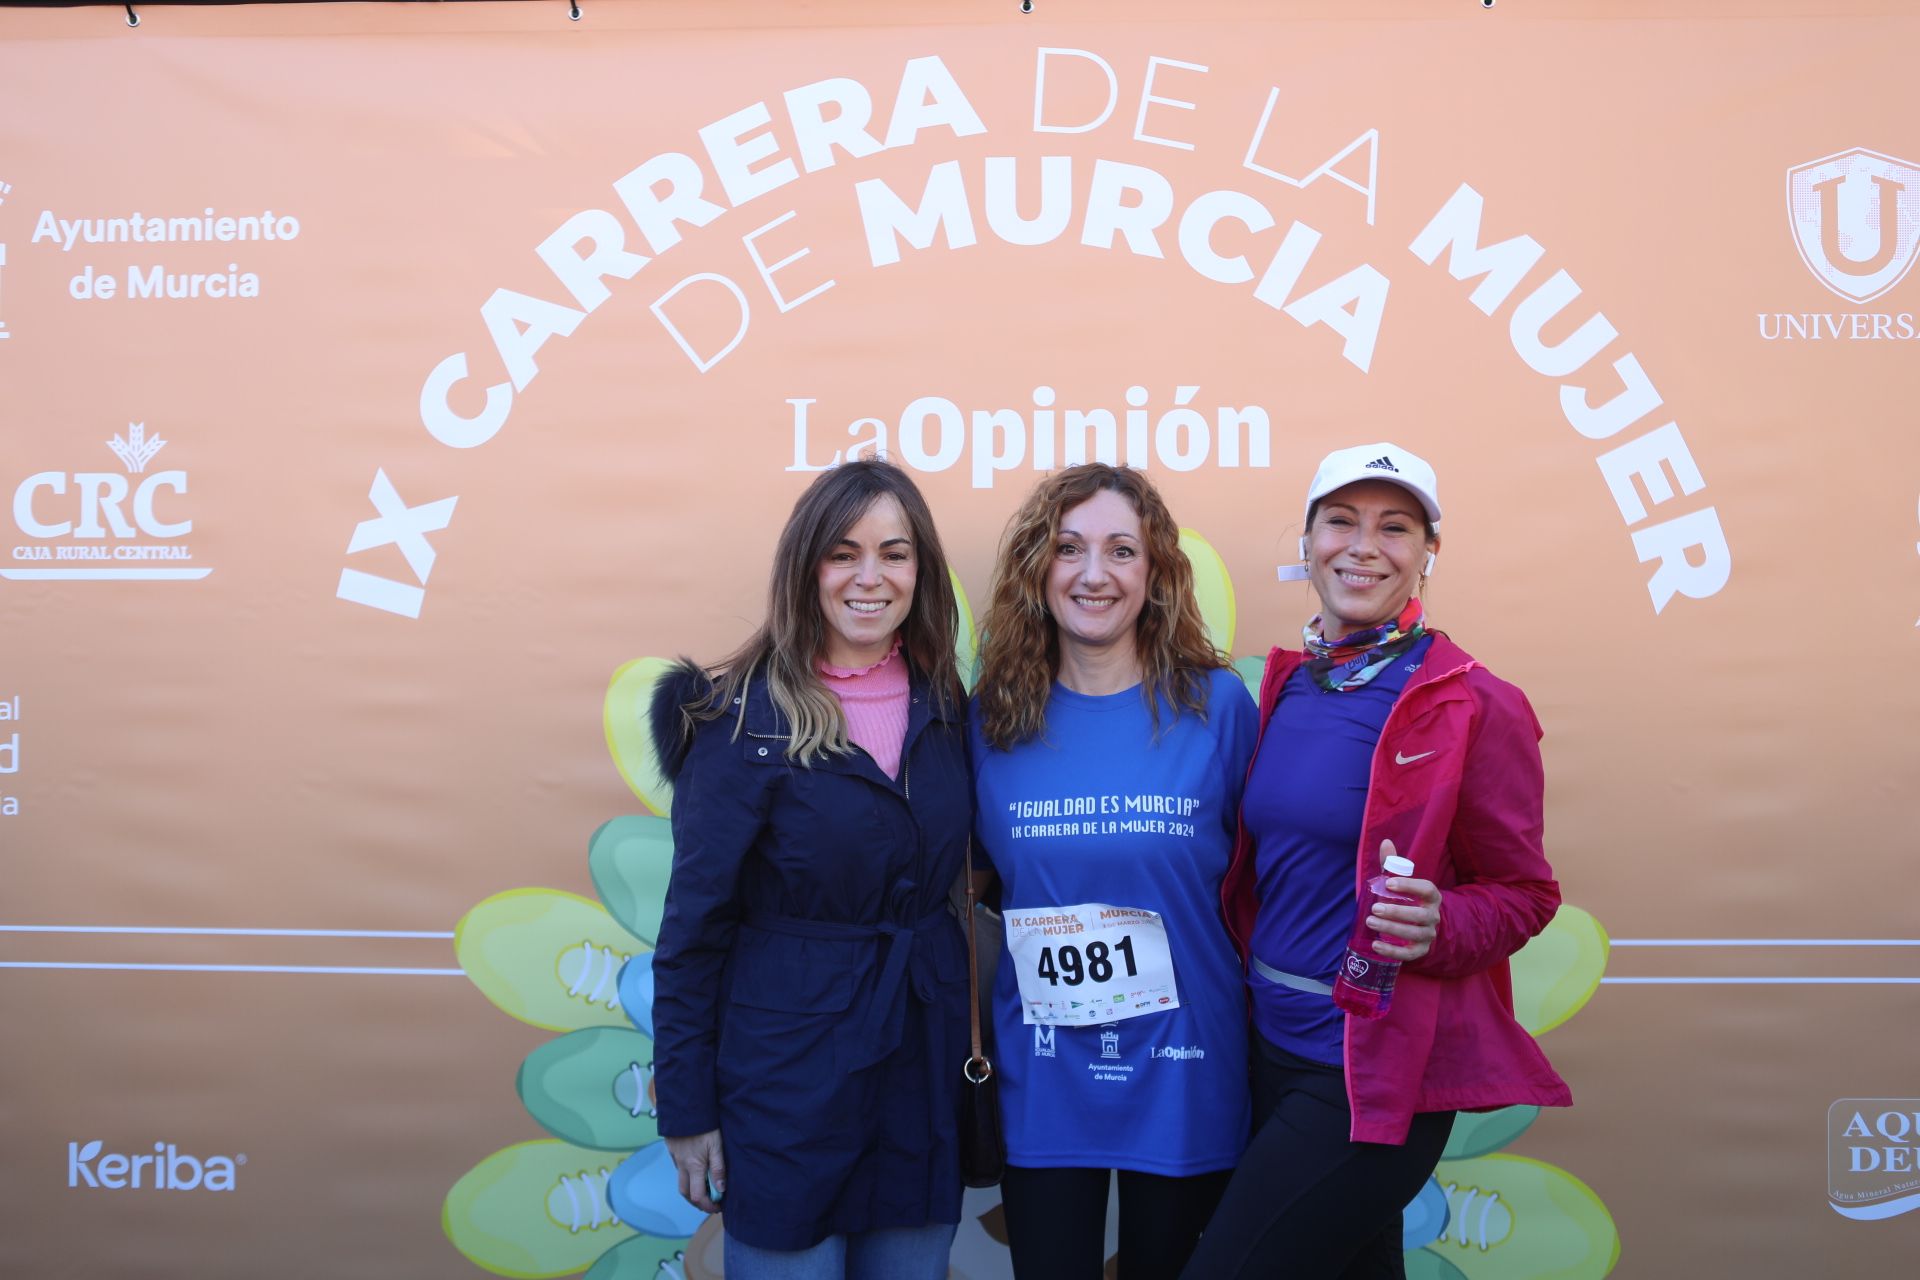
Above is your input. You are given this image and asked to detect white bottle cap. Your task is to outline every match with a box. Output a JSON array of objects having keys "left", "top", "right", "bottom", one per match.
[{"left": 1382, "top": 854, "right": 1415, "bottom": 876}]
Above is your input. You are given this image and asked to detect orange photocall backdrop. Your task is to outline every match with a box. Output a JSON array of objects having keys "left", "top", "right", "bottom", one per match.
[{"left": 2, "top": 2, "right": 1918, "bottom": 1276}]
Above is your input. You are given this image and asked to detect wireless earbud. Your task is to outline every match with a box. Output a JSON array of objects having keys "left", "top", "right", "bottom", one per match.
[
  {"left": 1277, "top": 536, "right": 1311, "bottom": 582},
  {"left": 1424, "top": 551, "right": 1437, "bottom": 577}
]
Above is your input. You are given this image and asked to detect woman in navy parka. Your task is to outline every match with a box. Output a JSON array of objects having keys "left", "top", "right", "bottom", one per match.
[{"left": 646, "top": 460, "right": 972, "bottom": 1279}]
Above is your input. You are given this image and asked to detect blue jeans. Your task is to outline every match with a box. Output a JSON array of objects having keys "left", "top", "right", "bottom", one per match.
[{"left": 723, "top": 1221, "right": 957, "bottom": 1280}]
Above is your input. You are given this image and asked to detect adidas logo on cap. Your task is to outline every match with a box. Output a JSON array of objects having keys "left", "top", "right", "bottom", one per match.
[{"left": 1302, "top": 443, "right": 1440, "bottom": 527}]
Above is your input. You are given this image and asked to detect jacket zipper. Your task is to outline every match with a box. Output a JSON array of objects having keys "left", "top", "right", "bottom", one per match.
[{"left": 1338, "top": 654, "right": 1478, "bottom": 1138}]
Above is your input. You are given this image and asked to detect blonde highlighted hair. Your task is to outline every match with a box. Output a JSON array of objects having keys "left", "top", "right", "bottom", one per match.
[{"left": 975, "top": 464, "right": 1223, "bottom": 751}]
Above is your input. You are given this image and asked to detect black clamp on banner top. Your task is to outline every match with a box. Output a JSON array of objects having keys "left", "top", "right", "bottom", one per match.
[{"left": 112, "top": 2, "right": 590, "bottom": 27}]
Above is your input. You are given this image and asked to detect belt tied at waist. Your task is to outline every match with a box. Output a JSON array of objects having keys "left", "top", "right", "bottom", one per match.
[{"left": 743, "top": 890, "right": 949, "bottom": 1072}]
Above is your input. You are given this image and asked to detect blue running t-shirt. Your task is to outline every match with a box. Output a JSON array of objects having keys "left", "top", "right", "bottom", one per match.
[{"left": 971, "top": 667, "right": 1256, "bottom": 1174}]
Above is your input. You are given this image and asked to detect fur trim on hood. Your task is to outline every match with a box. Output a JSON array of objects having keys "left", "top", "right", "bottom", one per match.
[{"left": 649, "top": 658, "right": 718, "bottom": 783}]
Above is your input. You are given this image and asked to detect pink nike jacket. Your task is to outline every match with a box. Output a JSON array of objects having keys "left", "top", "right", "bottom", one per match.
[{"left": 1221, "top": 632, "right": 1573, "bottom": 1144}]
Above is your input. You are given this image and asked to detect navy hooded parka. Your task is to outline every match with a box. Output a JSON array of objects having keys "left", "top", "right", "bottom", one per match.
[{"left": 647, "top": 661, "right": 972, "bottom": 1251}]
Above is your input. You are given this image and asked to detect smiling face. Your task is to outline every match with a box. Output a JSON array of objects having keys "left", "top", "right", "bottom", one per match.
[
  {"left": 1045, "top": 488, "right": 1149, "bottom": 666},
  {"left": 816, "top": 494, "right": 917, "bottom": 669},
  {"left": 1306, "top": 479, "right": 1438, "bottom": 639}
]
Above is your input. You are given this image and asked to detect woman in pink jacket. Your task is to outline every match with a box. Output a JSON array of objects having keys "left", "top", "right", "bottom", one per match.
[{"left": 1183, "top": 443, "right": 1570, "bottom": 1280}]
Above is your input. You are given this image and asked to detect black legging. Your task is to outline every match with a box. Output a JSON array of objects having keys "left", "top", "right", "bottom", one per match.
[
  {"left": 1001, "top": 1163, "right": 1233, "bottom": 1280},
  {"left": 1180, "top": 1037, "right": 1455, "bottom": 1280}
]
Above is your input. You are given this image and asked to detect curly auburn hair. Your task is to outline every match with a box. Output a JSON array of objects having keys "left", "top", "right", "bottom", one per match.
[{"left": 975, "top": 464, "right": 1224, "bottom": 751}]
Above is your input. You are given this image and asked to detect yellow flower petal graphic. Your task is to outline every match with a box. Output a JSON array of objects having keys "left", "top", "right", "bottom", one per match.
[
  {"left": 1427, "top": 1153, "right": 1619, "bottom": 1279},
  {"left": 952, "top": 567, "right": 980, "bottom": 692},
  {"left": 457, "top": 888, "right": 651, "bottom": 1032},
  {"left": 444, "top": 1139, "right": 638, "bottom": 1278},
  {"left": 604, "top": 656, "right": 676, "bottom": 816},
  {"left": 1180, "top": 528, "right": 1236, "bottom": 655},
  {"left": 1510, "top": 904, "right": 1609, "bottom": 1036}
]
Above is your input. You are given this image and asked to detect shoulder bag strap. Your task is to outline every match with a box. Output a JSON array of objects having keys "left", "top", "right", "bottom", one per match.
[{"left": 963, "top": 842, "right": 992, "bottom": 1083}]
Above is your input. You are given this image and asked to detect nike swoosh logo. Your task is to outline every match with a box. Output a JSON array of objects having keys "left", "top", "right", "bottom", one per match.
[{"left": 1395, "top": 750, "right": 1436, "bottom": 765}]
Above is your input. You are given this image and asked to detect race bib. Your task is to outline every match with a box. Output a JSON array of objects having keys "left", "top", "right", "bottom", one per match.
[{"left": 1004, "top": 903, "right": 1180, "bottom": 1026}]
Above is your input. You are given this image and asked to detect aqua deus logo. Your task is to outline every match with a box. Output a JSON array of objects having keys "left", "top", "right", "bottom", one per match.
[
  {"left": 1828, "top": 1100, "right": 1920, "bottom": 1220},
  {"left": 67, "top": 1140, "right": 244, "bottom": 1192}
]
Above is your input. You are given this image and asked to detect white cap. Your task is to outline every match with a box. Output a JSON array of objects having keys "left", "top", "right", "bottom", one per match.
[
  {"left": 1382, "top": 854, "right": 1415, "bottom": 877},
  {"left": 1303, "top": 442, "right": 1441, "bottom": 527}
]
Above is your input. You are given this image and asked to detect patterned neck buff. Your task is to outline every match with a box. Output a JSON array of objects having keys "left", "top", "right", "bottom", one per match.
[{"left": 1302, "top": 597, "right": 1427, "bottom": 692}]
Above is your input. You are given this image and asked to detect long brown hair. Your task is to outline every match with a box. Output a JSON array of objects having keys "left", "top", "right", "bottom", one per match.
[
  {"left": 695, "top": 459, "right": 961, "bottom": 764},
  {"left": 975, "top": 464, "right": 1223, "bottom": 750}
]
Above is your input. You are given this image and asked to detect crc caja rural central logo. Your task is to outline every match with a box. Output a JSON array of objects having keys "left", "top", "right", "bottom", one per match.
[{"left": 5, "top": 423, "right": 210, "bottom": 582}]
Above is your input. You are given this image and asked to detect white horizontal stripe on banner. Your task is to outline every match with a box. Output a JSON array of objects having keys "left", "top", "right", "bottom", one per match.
[
  {"left": 1610, "top": 938, "right": 1920, "bottom": 946},
  {"left": 0, "top": 962, "right": 465, "bottom": 975},
  {"left": 0, "top": 925, "right": 453, "bottom": 938}
]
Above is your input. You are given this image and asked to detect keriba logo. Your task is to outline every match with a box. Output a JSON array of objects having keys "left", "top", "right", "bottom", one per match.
[{"left": 67, "top": 1139, "right": 244, "bottom": 1192}]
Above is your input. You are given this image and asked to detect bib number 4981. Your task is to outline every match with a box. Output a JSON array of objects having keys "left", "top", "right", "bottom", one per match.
[
  {"left": 1006, "top": 903, "right": 1180, "bottom": 1025},
  {"left": 1035, "top": 936, "right": 1138, "bottom": 987}
]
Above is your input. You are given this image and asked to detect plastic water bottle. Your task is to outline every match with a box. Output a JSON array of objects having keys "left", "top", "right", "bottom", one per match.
[{"left": 1332, "top": 854, "right": 1418, "bottom": 1020}]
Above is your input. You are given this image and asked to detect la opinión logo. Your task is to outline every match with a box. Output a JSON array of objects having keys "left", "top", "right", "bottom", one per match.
[
  {"left": 1827, "top": 1099, "right": 1920, "bottom": 1220},
  {"left": 67, "top": 1139, "right": 245, "bottom": 1192}
]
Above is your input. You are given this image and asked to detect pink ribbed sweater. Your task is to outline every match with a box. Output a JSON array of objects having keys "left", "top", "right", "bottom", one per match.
[{"left": 819, "top": 639, "right": 910, "bottom": 778}]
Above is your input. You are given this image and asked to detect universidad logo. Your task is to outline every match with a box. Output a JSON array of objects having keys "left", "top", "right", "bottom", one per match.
[
  {"left": 5, "top": 423, "right": 210, "bottom": 582},
  {"left": 1762, "top": 147, "right": 1920, "bottom": 341},
  {"left": 444, "top": 532, "right": 1619, "bottom": 1279},
  {"left": 1787, "top": 148, "right": 1920, "bottom": 305}
]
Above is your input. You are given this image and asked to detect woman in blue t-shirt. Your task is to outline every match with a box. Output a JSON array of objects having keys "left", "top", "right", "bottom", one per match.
[{"left": 971, "top": 463, "right": 1258, "bottom": 1280}]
